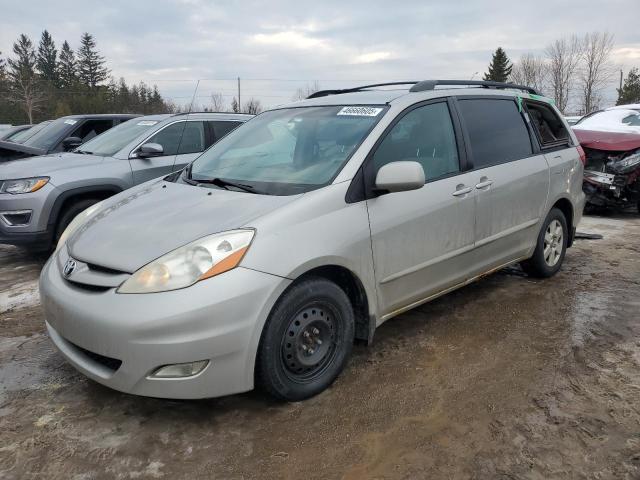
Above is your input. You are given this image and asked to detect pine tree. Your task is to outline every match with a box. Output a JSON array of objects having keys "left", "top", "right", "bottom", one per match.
[
  {"left": 484, "top": 47, "right": 513, "bottom": 83},
  {"left": 36, "top": 30, "right": 58, "bottom": 85},
  {"left": 77, "top": 33, "right": 109, "bottom": 88},
  {"left": 7, "top": 34, "right": 44, "bottom": 122},
  {"left": 0, "top": 51, "right": 6, "bottom": 82},
  {"left": 58, "top": 41, "right": 77, "bottom": 89},
  {"left": 616, "top": 68, "right": 640, "bottom": 105}
]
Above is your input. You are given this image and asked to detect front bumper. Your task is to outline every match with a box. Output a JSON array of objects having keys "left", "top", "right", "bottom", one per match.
[
  {"left": 0, "top": 184, "right": 56, "bottom": 248},
  {"left": 39, "top": 255, "right": 291, "bottom": 399}
]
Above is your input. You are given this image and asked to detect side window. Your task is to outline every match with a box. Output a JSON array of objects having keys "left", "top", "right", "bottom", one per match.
[
  {"left": 457, "top": 98, "right": 533, "bottom": 168},
  {"left": 371, "top": 102, "right": 460, "bottom": 181},
  {"left": 210, "top": 121, "right": 242, "bottom": 144},
  {"left": 525, "top": 101, "right": 570, "bottom": 148},
  {"left": 71, "top": 120, "right": 114, "bottom": 143},
  {"left": 177, "top": 121, "right": 205, "bottom": 154},
  {"left": 145, "top": 121, "right": 205, "bottom": 156}
]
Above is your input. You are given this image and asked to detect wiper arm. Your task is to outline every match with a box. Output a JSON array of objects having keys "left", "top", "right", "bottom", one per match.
[
  {"left": 74, "top": 149, "right": 93, "bottom": 155},
  {"left": 192, "top": 176, "right": 260, "bottom": 194}
]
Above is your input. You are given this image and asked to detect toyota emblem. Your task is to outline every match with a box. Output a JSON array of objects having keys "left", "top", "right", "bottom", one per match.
[{"left": 63, "top": 259, "right": 77, "bottom": 277}]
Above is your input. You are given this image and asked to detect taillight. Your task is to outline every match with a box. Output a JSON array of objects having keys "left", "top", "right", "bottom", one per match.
[{"left": 576, "top": 145, "right": 586, "bottom": 165}]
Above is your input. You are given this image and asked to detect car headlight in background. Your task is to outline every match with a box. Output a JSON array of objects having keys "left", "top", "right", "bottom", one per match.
[
  {"left": 117, "top": 229, "right": 255, "bottom": 294},
  {"left": 0, "top": 177, "right": 49, "bottom": 194},
  {"left": 55, "top": 201, "right": 104, "bottom": 252}
]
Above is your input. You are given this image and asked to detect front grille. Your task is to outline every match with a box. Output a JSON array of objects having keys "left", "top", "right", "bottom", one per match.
[{"left": 69, "top": 341, "right": 122, "bottom": 372}]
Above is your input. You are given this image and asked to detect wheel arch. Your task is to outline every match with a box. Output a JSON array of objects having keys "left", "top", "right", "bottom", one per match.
[
  {"left": 549, "top": 196, "right": 575, "bottom": 247},
  {"left": 48, "top": 185, "right": 123, "bottom": 232}
]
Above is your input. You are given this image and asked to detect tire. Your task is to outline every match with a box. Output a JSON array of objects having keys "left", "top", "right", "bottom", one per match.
[
  {"left": 54, "top": 198, "right": 101, "bottom": 246},
  {"left": 521, "top": 208, "right": 568, "bottom": 278},
  {"left": 256, "top": 277, "right": 355, "bottom": 401}
]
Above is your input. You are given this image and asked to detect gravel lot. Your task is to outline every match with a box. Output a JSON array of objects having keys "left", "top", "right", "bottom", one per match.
[{"left": 1, "top": 214, "right": 639, "bottom": 479}]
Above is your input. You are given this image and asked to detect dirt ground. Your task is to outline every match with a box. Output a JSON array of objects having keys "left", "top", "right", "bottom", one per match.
[{"left": 0, "top": 213, "right": 639, "bottom": 480}]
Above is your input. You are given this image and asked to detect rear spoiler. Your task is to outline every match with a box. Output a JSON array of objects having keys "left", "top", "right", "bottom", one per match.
[{"left": 0, "top": 140, "right": 47, "bottom": 158}]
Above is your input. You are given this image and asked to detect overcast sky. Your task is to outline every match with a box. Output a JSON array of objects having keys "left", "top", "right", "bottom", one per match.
[{"left": 1, "top": 0, "right": 639, "bottom": 111}]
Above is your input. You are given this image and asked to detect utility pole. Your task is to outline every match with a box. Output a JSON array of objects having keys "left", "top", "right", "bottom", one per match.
[
  {"left": 237, "top": 77, "right": 241, "bottom": 112},
  {"left": 619, "top": 70, "right": 624, "bottom": 92}
]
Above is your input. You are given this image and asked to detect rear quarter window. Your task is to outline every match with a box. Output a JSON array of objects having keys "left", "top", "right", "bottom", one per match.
[
  {"left": 525, "top": 101, "right": 571, "bottom": 148},
  {"left": 457, "top": 98, "right": 533, "bottom": 168}
]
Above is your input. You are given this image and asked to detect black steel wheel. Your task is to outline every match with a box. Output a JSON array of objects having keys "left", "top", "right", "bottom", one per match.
[{"left": 257, "top": 277, "right": 354, "bottom": 401}]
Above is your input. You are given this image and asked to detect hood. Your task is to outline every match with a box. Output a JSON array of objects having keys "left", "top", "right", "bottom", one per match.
[
  {"left": 0, "top": 140, "right": 45, "bottom": 159},
  {"left": 68, "top": 179, "right": 301, "bottom": 273},
  {"left": 573, "top": 128, "right": 640, "bottom": 152},
  {"left": 0, "top": 152, "right": 108, "bottom": 180}
]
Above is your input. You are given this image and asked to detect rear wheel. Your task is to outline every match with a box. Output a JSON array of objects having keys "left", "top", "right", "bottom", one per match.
[
  {"left": 256, "top": 277, "right": 354, "bottom": 401},
  {"left": 521, "top": 208, "right": 568, "bottom": 278}
]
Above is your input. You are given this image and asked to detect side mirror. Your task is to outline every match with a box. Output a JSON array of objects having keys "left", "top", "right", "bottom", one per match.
[
  {"left": 62, "top": 136, "right": 82, "bottom": 150},
  {"left": 137, "top": 143, "right": 164, "bottom": 158},
  {"left": 374, "top": 161, "right": 425, "bottom": 194}
]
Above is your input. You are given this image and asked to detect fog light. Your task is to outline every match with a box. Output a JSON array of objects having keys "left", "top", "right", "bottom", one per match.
[{"left": 149, "top": 360, "right": 209, "bottom": 378}]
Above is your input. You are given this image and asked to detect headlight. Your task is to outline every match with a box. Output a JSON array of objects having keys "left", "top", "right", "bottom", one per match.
[
  {"left": 0, "top": 177, "right": 49, "bottom": 194},
  {"left": 612, "top": 151, "right": 640, "bottom": 174},
  {"left": 117, "top": 229, "right": 255, "bottom": 294},
  {"left": 55, "top": 201, "right": 104, "bottom": 252}
]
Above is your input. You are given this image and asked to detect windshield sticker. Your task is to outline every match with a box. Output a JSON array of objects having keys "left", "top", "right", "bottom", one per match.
[
  {"left": 63, "top": 119, "right": 78, "bottom": 125},
  {"left": 337, "top": 106, "right": 383, "bottom": 117},
  {"left": 137, "top": 120, "right": 158, "bottom": 126}
]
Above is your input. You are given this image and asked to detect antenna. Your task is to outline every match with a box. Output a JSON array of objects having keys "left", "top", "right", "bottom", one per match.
[{"left": 174, "top": 79, "right": 201, "bottom": 163}]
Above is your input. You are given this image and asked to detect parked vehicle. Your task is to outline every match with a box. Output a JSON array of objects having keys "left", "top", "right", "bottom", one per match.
[
  {"left": 573, "top": 108, "right": 640, "bottom": 133},
  {"left": 0, "top": 112, "right": 251, "bottom": 250},
  {"left": 40, "top": 80, "right": 585, "bottom": 401},
  {"left": 6, "top": 121, "right": 52, "bottom": 144},
  {"left": 0, "top": 114, "right": 137, "bottom": 162},
  {"left": 0, "top": 124, "right": 33, "bottom": 141}
]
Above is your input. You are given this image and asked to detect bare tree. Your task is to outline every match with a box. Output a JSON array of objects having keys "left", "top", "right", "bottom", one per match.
[
  {"left": 292, "top": 80, "right": 321, "bottom": 101},
  {"left": 545, "top": 35, "right": 583, "bottom": 113},
  {"left": 243, "top": 98, "right": 262, "bottom": 114},
  {"left": 578, "top": 32, "right": 615, "bottom": 114},
  {"left": 210, "top": 91, "right": 226, "bottom": 112},
  {"left": 509, "top": 53, "right": 548, "bottom": 94}
]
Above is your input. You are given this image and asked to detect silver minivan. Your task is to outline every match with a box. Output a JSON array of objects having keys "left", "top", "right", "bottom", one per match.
[{"left": 39, "top": 80, "right": 586, "bottom": 401}]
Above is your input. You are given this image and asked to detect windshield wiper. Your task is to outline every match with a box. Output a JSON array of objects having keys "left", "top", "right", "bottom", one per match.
[
  {"left": 191, "top": 176, "right": 261, "bottom": 194},
  {"left": 74, "top": 149, "right": 93, "bottom": 155}
]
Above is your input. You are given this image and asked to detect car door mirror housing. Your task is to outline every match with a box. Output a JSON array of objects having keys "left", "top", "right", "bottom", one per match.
[
  {"left": 62, "top": 136, "right": 82, "bottom": 150},
  {"left": 374, "top": 161, "right": 425, "bottom": 194},
  {"left": 137, "top": 143, "right": 164, "bottom": 158}
]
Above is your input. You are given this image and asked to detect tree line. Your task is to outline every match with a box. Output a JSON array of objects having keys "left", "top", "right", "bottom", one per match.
[
  {"left": 483, "top": 32, "right": 640, "bottom": 114},
  {"left": 0, "top": 31, "right": 176, "bottom": 124}
]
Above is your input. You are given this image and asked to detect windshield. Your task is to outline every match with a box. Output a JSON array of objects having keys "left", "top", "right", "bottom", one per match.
[
  {"left": 76, "top": 118, "right": 160, "bottom": 156},
  {"left": 189, "top": 105, "right": 386, "bottom": 195},
  {"left": 22, "top": 117, "right": 77, "bottom": 150},
  {"left": 574, "top": 109, "right": 640, "bottom": 133},
  {"left": 8, "top": 121, "right": 51, "bottom": 144}
]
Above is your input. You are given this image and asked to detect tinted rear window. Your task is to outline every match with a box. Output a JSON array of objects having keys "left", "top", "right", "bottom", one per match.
[{"left": 458, "top": 98, "right": 532, "bottom": 168}]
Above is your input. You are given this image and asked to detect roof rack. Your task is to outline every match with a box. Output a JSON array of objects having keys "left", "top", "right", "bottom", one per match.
[
  {"left": 307, "top": 82, "right": 420, "bottom": 99},
  {"left": 306, "top": 79, "right": 539, "bottom": 99},
  {"left": 409, "top": 80, "right": 539, "bottom": 95}
]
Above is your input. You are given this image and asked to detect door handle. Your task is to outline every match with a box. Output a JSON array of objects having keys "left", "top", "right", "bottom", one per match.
[
  {"left": 475, "top": 179, "right": 493, "bottom": 189},
  {"left": 452, "top": 186, "right": 473, "bottom": 197}
]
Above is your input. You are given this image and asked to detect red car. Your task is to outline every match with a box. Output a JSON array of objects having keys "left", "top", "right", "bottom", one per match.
[{"left": 573, "top": 108, "right": 640, "bottom": 213}]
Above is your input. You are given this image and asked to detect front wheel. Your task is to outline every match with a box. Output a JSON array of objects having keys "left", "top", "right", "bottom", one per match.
[
  {"left": 521, "top": 208, "right": 568, "bottom": 278},
  {"left": 256, "top": 277, "right": 354, "bottom": 401}
]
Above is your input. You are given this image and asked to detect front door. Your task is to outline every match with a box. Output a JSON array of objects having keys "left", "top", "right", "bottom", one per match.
[{"left": 365, "top": 100, "right": 477, "bottom": 318}]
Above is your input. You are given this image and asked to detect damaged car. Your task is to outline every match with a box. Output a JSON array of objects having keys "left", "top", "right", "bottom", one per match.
[{"left": 573, "top": 108, "right": 640, "bottom": 212}]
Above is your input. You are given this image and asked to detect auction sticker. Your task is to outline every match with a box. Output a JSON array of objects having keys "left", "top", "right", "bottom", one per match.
[
  {"left": 63, "top": 119, "right": 78, "bottom": 125},
  {"left": 137, "top": 120, "right": 158, "bottom": 126},
  {"left": 337, "top": 106, "right": 383, "bottom": 117}
]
